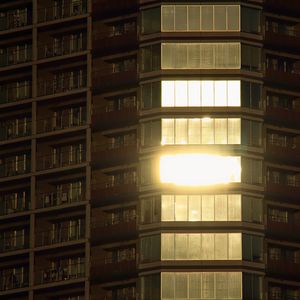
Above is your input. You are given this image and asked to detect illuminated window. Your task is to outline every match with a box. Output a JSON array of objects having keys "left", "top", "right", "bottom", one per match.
[
  {"left": 161, "top": 80, "right": 241, "bottom": 107},
  {"left": 160, "top": 154, "right": 241, "bottom": 186},
  {"left": 161, "top": 43, "right": 241, "bottom": 69}
]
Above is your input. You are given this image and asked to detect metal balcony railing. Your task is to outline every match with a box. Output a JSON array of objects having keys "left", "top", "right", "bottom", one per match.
[
  {"left": 0, "top": 10, "right": 31, "bottom": 31},
  {"left": 0, "top": 270, "right": 29, "bottom": 291},
  {"left": 38, "top": 262, "right": 85, "bottom": 284},
  {"left": 0, "top": 119, "right": 32, "bottom": 141},
  {"left": 0, "top": 82, "right": 31, "bottom": 105},
  {"left": 92, "top": 139, "right": 137, "bottom": 153},
  {"left": 38, "top": 73, "right": 87, "bottom": 97},
  {"left": 38, "top": 35, "right": 87, "bottom": 59},
  {"left": 38, "top": 0, "right": 87, "bottom": 23},
  {"left": 36, "top": 149, "right": 86, "bottom": 171},
  {"left": 0, "top": 157, "right": 31, "bottom": 178},
  {"left": 0, "top": 46, "right": 32, "bottom": 67},
  {"left": 37, "top": 186, "right": 85, "bottom": 208},
  {"left": 266, "top": 23, "right": 300, "bottom": 38},
  {"left": 0, "top": 233, "right": 28, "bottom": 253},
  {"left": 36, "top": 224, "right": 85, "bottom": 247},
  {"left": 36, "top": 109, "right": 86, "bottom": 134},
  {"left": 267, "top": 136, "right": 297, "bottom": 149}
]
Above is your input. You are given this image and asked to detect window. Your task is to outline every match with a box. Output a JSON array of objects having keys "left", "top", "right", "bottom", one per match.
[
  {"left": 161, "top": 43, "right": 241, "bottom": 70},
  {"left": 241, "top": 7, "right": 261, "bottom": 33},
  {"left": 241, "top": 45, "right": 262, "bottom": 71},
  {"left": 242, "top": 158, "right": 263, "bottom": 185},
  {"left": 141, "top": 44, "right": 161, "bottom": 72},
  {"left": 161, "top": 5, "right": 240, "bottom": 32},
  {"left": 141, "top": 7, "right": 160, "bottom": 34}
]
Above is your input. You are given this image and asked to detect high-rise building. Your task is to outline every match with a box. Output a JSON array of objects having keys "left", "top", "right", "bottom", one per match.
[{"left": 0, "top": 0, "right": 299, "bottom": 299}]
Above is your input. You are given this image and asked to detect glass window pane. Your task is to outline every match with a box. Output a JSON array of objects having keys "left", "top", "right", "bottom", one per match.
[
  {"left": 202, "top": 195, "right": 215, "bottom": 221},
  {"left": 162, "top": 119, "right": 174, "bottom": 145},
  {"left": 175, "top": 44, "right": 187, "bottom": 69},
  {"left": 228, "top": 273, "right": 242, "bottom": 299},
  {"left": 188, "top": 234, "right": 201, "bottom": 259},
  {"left": 175, "top": 119, "right": 188, "bottom": 144},
  {"left": 201, "top": 118, "right": 214, "bottom": 144},
  {"left": 188, "top": 81, "right": 201, "bottom": 106},
  {"left": 162, "top": 6, "right": 175, "bottom": 31},
  {"left": 162, "top": 273, "right": 175, "bottom": 298},
  {"left": 175, "top": 195, "right": 188, "bottom": 221},
  {"left": 228, "top": 80, "right": 241, "bottom": 106},
  {"left": 162, "top": 81, "right": 175, "bottom": 107},
  {"left": 201, "top": 6, "right": 213, "bottom": 31},
  {"left": 188, "top": 119, "right": 201, "bottom": 144},
  {"left": 202, "top": 272, "right": 215, "bottom": 298},
  {"left": 200, "top": 44, "right": 214, "bottom": 69},
  {"left": 175, "top": 234, "right": 188, "bottom": 259},
  {"left": 215, "top": 234, "right": 228, "bottom": 260},
  {"left": 161, "top": 195, "right": 175, "bottom": 221},
  {"left": 228, "top": 194, "right": 242, "bottom": 221},
  {"left": 201, "top": 81, "right": 214, "bottom": 106},
  {"left": 214, "top": 6, "right": 227, "bottom": 30},
  {"left": 175, "top": 273, "right": 188, "bottom": 298},
  {"left": 215, "top": 195, "right": 228, "bottom": 221},
  {"left": 175, "top": 80, "right": 188, "bottom": 106},
  {"left": 215, "top": 80, "right": 227, "bottom": 106},
  {"left": 228, "top": 118, "right": 241, "bottom": 144},
  {"left": 188, "top": 6, "right": 200, "bottom": 31},
  {"left": 216, "top": 272, "right": 228, "bottom": 299},
  {"left": 202, "top": 234, "right": 215, "bottom": 260},
  {"left": 189, "top": 273, "right": 202, "bottom": 298},
  {"left": 229, "top": 233, "right": 242, "bottom": 259},
  {"left": 215, "top": 118, "right": 227, "bottom": 144},
  {"left": 188, "top": 195, "right": 201, "bottom": 221},
  {"left": 161, "top": 233, "right": 175, "bottom": 260},
  {"left": 175, "top": 6, "right": 187, "bottom": 31},
  {"left": 187, "top": 44, "right": 200, "bottom": 69},
  {"left": 227, "top": 6, "right": 240, "bottom": 31}
]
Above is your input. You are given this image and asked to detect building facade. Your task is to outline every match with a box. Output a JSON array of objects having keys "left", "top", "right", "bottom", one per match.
[{"left": 0, "top": 0, "right": 299, "bottom": 299}]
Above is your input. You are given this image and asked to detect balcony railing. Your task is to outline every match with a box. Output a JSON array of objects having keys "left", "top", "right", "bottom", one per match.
[
  {"left": 0, "top": 46, "right": 32, "bottom": 67},
  {"left": 0, "top": 270, "right": 29, "bottom": 291},
  {"left": 38, "top": 36, "right": 87, "bottom": 59},
  {"left": 0, "top": 119, "right": 31, "bottom": 141},
  {"left": 0, "top": 82, "right": 31, "bottom": 105},
  {"left": 37, "top": 186, "right": 85, "bottom": 209},
  {"left": 0, "top": 10, "right": 31, "bottom": 31},
  {"left": 36, "top": 224, "right": 85, "bottom": 247},
  {"left": 38, "top": 262, "right": 85, "bottom": 284},
  {"left": 269, "top": 294, "right": 300, "bottom": 300},
  {"left": 0, "top": 157, "right": 31, "bottom": 178},
  {"left": 36, "top": 149, "right": 85, "bottom": 171},
  {"left": 0, "top": 233, "right": 28, "bottom": 253},
  {"left": 36, "top": 109, "right": 86, "bottom": 134},
  {"left": 38, "top": 1, "right": 87, "bottom": 23},
  {"left": 38, "top": 74, "right": 87, "bottom": 97}
]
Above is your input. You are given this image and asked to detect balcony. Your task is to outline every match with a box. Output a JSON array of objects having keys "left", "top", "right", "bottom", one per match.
[
  {"left": 0, "top": 119, "right": 31, "bottom": 142},
  {"left": 0, "top": 270, "right": 29, "bottom": 291},
  {"left": 38, "top": 36, "right": 87, "bottom": 60},
  {"left": 36, "top": 149, "right": 86, "bottom": 172},
  {"left": 36, "top": 110, "right": 86, "bottom": 134},
  {"left": 268, "top": 259, "right": 300, "bottom": 280},
  {"left": 266, "top": 219, "right": 300, "bottom": 242},
  {"left": 37, "top": 262, "right": 85, "bottom": 285},
  {"left": 38, "top": 73, "right": 87, "bottom": 97},
  {"left": 269, "top": 293, "right": 300, "bottom": 300},
  {"left": 265, "top": 106, "right": 300, "bottom": 128},
  {"left": 38, "top": 0, "right": 87, "bottom": 23},
  {"left": 264, "top": 0, "right": 300, "bottom": 17},
  {"left": 93, "top": 30, "right": 137, "bottom": 56},
  {"left": 265, "top": 68, "right": 300, "bottom": 90},
  {"left": 0, "top": 9, "right": 32, "bottom": 32},
  {"left": 0, "top": 81, "right": 31, "bottom": 105},
  {"left": 91, "top": 181, "right": 138, "bottom": 207},
  {"left": 92, "top": 141, "right": 137, "bottom": 168},
  {"left": 37, "top": 187, "right": 85, "bottom": 209},
  {"left": 92, "top": 106, "right": 138, "bottom": 131},
  {"left": 93, "top": 0, "right": 137, "bottom": 18},
  {"left": 0, "top": 233, "right": 28, "bottom": 253},
  {"left": 35, "top": 225, "right": 85, "bottom": 247},
  {"left": 93, "top": 67, "right": 138, "bottom": 93},
  {"left": 0, "top": 46, "right": 32, "bottom": 68},
  {"left": 265, "top": 26, "right": 300, "bottom": 52},
  {"left": 0, "top": 157, "right": 31, "bottom": 179},
  {"left": 266, "top": 137, "right": 300, "bottom": 164},
  {"left": 91, "top": 216, "right": 137, "bottom": 244},
  {"left": 91, "top": 257, "right": 137, "bottom": 283},
  {"left": 266, "top": 180, "right": 300, "bottom": 201}
]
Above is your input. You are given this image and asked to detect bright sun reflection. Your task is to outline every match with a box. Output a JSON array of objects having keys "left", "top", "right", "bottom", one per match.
[{"left": 160, "top": 154, "right": 241, "bottom": 186}]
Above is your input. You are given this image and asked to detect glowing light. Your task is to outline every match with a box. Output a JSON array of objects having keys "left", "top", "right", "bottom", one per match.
[{"left": 160, "top": 154, "right": 241, "bottom": 186}]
